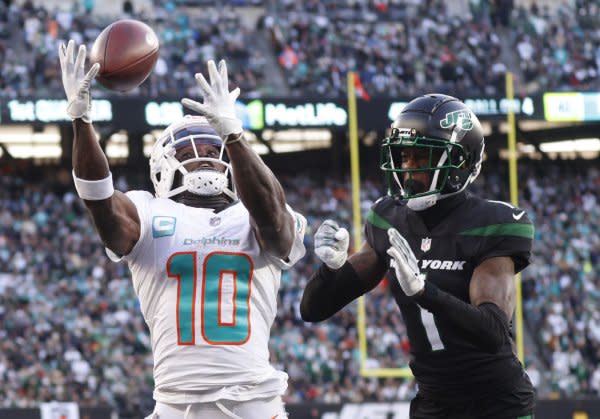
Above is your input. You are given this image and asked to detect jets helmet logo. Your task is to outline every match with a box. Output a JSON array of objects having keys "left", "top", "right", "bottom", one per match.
[{"left": 440, "top": 110, "right": 473, "bottom": 130}]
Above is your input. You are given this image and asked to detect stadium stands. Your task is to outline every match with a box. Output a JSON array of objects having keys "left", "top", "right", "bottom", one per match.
[
  {"left": 1, "top": 159, "right": 598, "bottom": 415},
  {"left": 0, "top": 1, "right": 265, "bottom": 98},
  {"left": 1, "top": 0, "right": 600, "bottom": 98}
]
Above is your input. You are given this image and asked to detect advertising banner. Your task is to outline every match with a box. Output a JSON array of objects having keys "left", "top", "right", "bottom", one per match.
[
  {"left": 0, "top": 94, "right": 545, "bottom": 132},
  {"left": 40, "top": 402, "right": 79, "bottom": 419}
]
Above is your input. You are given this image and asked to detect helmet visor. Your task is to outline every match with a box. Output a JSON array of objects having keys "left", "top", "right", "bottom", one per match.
[{"left": 161, "top": 125, "right": 230, "bottom": 173}]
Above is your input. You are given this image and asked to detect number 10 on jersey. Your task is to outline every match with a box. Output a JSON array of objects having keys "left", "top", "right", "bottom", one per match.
[{"left": 167, "top": 251, "right": 253, "bottom": 346}]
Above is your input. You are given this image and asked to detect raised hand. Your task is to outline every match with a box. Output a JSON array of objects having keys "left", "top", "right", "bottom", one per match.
[
  {"left": 58, "top": 40, "right": 100, "bottom": 123},
  {"left": 181, "top": 59, "right": 243, "bottom": 140}
]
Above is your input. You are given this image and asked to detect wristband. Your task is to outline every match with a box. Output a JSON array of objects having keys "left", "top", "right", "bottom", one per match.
[
  {"left": 72, "top": 170, "right": 114, "bottom": 200},
  {"left": 224, "top": 132, "right": 244, "bottom": 145}
]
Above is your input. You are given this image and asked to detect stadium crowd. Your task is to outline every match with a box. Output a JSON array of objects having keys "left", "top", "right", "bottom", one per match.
[
  {"left": 0, "top": 0, "right": 266, "bottom": 98},
  {"left": 267, "top": 0, "right": 600, "bottom": 98},
  {"left": 1, "top": 158, "right": 599, "bottom": 416},
  {"left": 265, "top": 0, "right": 507, "bottom": 98},
  {"left": 1, "top": 0, "right": 600, "bottom": 99},
  {"left": 511, "top": 0, "right": 600, "bottom": 94}
]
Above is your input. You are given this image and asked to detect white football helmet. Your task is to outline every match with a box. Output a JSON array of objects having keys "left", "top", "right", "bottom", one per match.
[{"left": 149, "top": 115, "right": 236, "bottom": 200}]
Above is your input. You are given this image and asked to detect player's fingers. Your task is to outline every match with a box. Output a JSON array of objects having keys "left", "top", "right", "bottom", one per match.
[
  {"left": 58, "top": 43, "right": 67, "bottom": 68},
  {"left": 387, "top": 228, "right": 403, "bottom": 249},
  {"left": 207, "top": 60, "right": 221, "bottom": 90},
  {"left": 334, "top": 228, "right": 349, "bottom": 242},
  {"left": 229, "top": 87, "right": 240, "bottom": 101},
  {"left": 83, "top": 63, "right": 100, "bottom": 83},
  {"left": 390, "top": 247, "right": 411, "bottom": 272},
  {"left": 74, "top": 44, "right": 87, "bottom": 76},
  {"left": 181, "top": 98, "right": 209, "bottom": 115},
  {"left": 194, "top": 73, "right": 213, "bottom": 97},
  {"left": 78, "top": 64, "right": 98, "bottom": 93},
  {"left": 315, "top": 229, "right": 335, "bottom": 244},
  {"left": 397, "top": 235, "right": 416, "bottom": 260},
  {"left": 181, "top": 98, "right": 202, "bottom": 110},
  {"left": 218, "top": 59, "right": 228, "bottom": 89},
  {"left": 396, "top": 231, "right": 411, "bottom": 252},
  {"left": 316, "top": 224, "right": 338, "bottom": 239},
  {"left": 321, "top": 219, "right": 340, "bottom": 230},
  {"left": 75, "top": 62, "right": 84, "bottom": 82},
  {"left": 388, "top": 228, "right": 412, "bottom": 256},
  {"left": 66, "top": 40, "right": 75, "bottom": 65},
  {"left": 387, "top": 247, "right": 402, "bottom": 264}
]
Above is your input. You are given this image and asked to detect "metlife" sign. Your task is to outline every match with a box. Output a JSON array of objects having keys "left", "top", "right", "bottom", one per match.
[{"left": 265, "top": 102, "right": 347, "bottom": 127}]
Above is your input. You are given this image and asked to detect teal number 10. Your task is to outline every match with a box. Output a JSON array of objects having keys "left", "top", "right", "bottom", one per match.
[{"left": 167, "top": 251, "right": 253, "bottom": 346}]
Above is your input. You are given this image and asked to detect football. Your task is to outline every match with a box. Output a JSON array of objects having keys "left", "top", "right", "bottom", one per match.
[{"left": 89, "top": 19, "right": 159, "bottom": 93}]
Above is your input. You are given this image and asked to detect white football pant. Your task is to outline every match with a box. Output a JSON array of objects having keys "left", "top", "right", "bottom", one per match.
[{"left": 145, "top": 396, "right": 288, "bottom": 419}]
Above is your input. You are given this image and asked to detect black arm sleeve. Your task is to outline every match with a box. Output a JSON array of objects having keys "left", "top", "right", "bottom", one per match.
[
  {"left": 415, "top": 281, "right": 511, "bottom": 353},
  {"left": 300, "top": 262, "right": 368, "bottom": 322}
]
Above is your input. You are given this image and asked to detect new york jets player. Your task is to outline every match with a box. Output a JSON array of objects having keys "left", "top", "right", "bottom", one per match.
[
  {"left": 301, "top": 94, "right": 536, "bottom": 418},
  {"left": 59, "top": 40, "right": 305, "bottom": 419}
]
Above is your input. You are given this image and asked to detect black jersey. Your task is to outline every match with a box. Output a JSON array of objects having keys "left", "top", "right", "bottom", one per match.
[{"left": 365, "top": 192, "right": 534, "bottom": 402}]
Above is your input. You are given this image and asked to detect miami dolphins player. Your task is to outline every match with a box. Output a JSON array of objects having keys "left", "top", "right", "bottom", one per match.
[
  {"left": 59, "top": 40, "right": 305, "bottom": 419},
  {"left": 301, "top": 94, "right": 536, "bottom": 418}
]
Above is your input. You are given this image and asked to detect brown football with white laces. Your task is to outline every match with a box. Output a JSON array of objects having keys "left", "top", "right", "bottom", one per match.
[{"left": 90, "top": 19, "right": 159, "bottom": 92}]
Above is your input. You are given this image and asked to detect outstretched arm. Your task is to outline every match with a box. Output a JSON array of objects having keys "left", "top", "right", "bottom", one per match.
[
  {"left": 225, "top": 136, "right": 294, "bottom": 258},
  {"left": 60, "top": 40, "right": 140, "bottom": 256},
  {"left": 72, "top": 120, "right": 140, "bottom": 256},
  {"left": 182, "top": 60, "right": 293, "bottom": 258},
  {"left": 300, "top": 221, "right": 388, "bottom": 322}
]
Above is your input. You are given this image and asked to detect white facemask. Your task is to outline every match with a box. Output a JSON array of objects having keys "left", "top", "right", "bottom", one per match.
[{"left": 182, "top": 170, "right": 230, "bottom": 197}]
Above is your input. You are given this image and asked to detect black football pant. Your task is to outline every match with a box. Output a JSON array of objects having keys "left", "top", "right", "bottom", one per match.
[{"left": 409, "top": 387, "right": 535, "bottom": 419}]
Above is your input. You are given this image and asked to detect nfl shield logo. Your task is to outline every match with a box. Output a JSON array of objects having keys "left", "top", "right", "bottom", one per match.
[
  {"left": 421, "top": 237, "right": 432, "bottom": 252},
  {"left": 209, "top": 217, "right": 221, "bottom": 226}
]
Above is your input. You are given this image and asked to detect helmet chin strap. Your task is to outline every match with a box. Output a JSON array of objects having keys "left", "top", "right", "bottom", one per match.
[{"left": 407, "top": 194, "right": 439, "bottom": 211}]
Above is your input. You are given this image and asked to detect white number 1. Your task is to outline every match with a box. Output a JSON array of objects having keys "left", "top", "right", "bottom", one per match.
[{"left": 420, "top": 308, "right": 444, "bottom": 351}]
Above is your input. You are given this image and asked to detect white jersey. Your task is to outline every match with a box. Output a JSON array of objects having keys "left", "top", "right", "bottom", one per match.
[{"left": 107, "top": 191, "right": 306, "bottom": 404}]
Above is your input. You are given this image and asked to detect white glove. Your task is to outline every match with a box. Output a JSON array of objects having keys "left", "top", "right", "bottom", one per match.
[
  {"left": 386, "top": 228, "right": 426, "bottom": 296},
  {"left": 181, "top": 59, "right": 243, "bottom": 140},
  {"left": 314, "top": 220, "right": 350, "bottom": 270},
  {"left": 58, "top": 40, "right": 100, "bottom": 123}
]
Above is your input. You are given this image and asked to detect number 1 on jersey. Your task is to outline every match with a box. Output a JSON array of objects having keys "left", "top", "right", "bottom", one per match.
[
  {"left": 167, "top": 251, "right": 253, "bottom": 346},
  {"left": 167, "top": 253, "right": 197, "bottom": 345}
]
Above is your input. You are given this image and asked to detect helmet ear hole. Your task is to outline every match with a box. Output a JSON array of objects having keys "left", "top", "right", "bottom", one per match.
[{"left": 465, "top": 151, "right": 479, "bottom": 174}]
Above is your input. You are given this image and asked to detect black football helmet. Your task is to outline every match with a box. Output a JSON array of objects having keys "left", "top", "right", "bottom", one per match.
[{"left": 380, "top": 94, "right": 485, "bottom": 210}]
